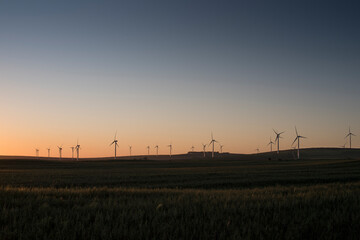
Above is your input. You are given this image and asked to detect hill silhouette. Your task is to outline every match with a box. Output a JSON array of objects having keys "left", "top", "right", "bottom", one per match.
[{"left": 1, "top": 147, "right": 359, "bottom": 161}]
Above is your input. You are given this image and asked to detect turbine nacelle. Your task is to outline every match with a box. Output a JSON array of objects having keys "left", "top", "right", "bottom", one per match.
[{"left": 273, "top": 129, "right": 285, "bottom": 142}]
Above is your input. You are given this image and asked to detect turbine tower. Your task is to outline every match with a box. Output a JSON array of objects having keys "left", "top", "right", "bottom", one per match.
[
  {"left": 267, "top": 137, "right": 274, "bottom": 152},
  {"left": 47, "top": 148, "right": 51, "bottom": 158},
  {"left": 345, "top": 127, "right": 356, "bottom": 149},
  {"left": 147, "top": 146, "right": 150, "bottom": 156},
  {"left": 292, "top": 127, "right": 307, "bottom": 159},
  {"left": 209, "top": 132, "right": 218, "bottom": 158},
  {"left": 190, "top": 146, "right": 195, "bottom": 152},
  {"left": 110, "top": 132, "right": 119, "bottom": 160},
  {"left": 167, "top": 143, "right": 172, "bottom": 158},
  {"left": 255, "top": 148, "right": 260, "bottom": 153},
  {"left": 57, "top": 145, "right": 63, "bottom": 160},
  {"left": 129, "top": 146, "right": 132, "bottom": 156},
  {"left": 75, "top": 140, "right": 81, "bottom": 161},
  {"left": 35, "top": 148, "right": 39, "bottom": 158},
  {"left": 155, "top": 145, "right": 159, "bottom": 157},
  {"left": 273, "top": 129, "right": 285, "bottom": 154},
  {"left": 202, "top": 143, "right": 207, "bottom": 158}
]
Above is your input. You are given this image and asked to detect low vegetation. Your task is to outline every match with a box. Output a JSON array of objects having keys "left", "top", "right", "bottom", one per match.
[{"left": 0, "top": 158, "right": 359, "bottom": 239}]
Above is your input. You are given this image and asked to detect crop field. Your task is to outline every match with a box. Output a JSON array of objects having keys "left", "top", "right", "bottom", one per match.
[{"left": 1, "top": 157, "right": 360, "bottom": 239}]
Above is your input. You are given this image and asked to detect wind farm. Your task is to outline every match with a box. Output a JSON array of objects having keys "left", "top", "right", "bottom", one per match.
[
  {"left": 4, "top": 127, "right": 359, "bottom": 161},
  {"left": 1, "top": 0, "right": 360, "bottom": 239}
]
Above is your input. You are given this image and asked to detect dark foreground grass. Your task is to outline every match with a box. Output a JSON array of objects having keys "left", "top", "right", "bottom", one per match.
[
  {"left": 0, "top": 158, "right": 360, "bottom": 189},
  {"left": 0, "top": 158, "right": 360, "bottom": 239},
  {"left": 1, "top": 182, "right": 360, "bottom": 240}
]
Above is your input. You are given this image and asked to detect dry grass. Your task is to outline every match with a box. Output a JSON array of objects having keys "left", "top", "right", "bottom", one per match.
[{"left": 0, "top": 158, "right": 359, "bottom": 239}]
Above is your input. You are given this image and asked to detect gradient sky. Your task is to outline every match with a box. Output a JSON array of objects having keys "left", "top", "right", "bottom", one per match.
[{"left": 1, "top": 0, "right": 360, "bottom": 157}]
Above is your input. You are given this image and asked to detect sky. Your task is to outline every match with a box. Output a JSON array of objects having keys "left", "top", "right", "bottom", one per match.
[{"left": 1, "top": 0, "right": 360, "bottom": 157}]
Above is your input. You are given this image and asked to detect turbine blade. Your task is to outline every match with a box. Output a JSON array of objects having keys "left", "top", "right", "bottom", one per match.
[{"left": 292, "top": 137, "right": 298, "bottom": 146}]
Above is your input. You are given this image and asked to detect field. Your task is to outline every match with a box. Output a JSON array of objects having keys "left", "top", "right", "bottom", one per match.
[{"left": 1, "top": 152, "right": 360, "bottom": 239}]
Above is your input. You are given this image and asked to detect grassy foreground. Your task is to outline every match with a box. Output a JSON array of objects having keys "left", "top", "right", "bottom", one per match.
[
  {"left": 0, "top": 158, "right": 360, "bottom": 239},
  {"left": 1, "top": 183, "right": 360, "bottom": 240}
]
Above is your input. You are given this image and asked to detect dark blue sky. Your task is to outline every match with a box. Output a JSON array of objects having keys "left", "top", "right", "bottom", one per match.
[{"left": 1, "top": 0, "right": 360, "bottom": 155}]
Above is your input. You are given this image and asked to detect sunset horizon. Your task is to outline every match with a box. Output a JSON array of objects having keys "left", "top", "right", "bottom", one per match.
[
  {"left": 1, "top": 1, "right": 359, "bottom": 158},
  {"left": 1, "top": 1, "right": 360, "bottom": 238}
]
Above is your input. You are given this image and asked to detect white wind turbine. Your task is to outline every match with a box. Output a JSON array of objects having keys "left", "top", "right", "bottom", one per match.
[
  {"left": 167, "top": 143, "right": 173, "bottom": 158},
  {"left": 219, "top": 145, "right": 224, "bottom": 154},
  {"left": 57, "top": 145, "right": 63, "bottom": 160},
  {"left": 35, "top": 148, "right": 39, "bottom": 158},
  {"left": 190, "top": 146, "right": 195, "bottom": 152},
  {"left": 202, "top": 143, "right": 207, "bottom": 158},
  {"left": 75, "top": 140, "right": 81, "bottom": 161},
  {"left": 110, "top": 132, "right": 119, "bottom": 160},
  {"left": 292, "top": 127, "right": 307, "bottom": 160},
  {"left": 129, "top": 146, "right": 132, "bottom": 156},
  {"left": 47, "top": 148, "right": 51, "bottom": 158},
  {"left": 273, "top": 129, "right": 285, "bottom": 154},
  {"left": 345, "top": 127, "right": 356, "bottom": 149},
  {"left": 267, "top": 137, "right": 275, "bottom": 152},
  {"left": 209, "top": 132, "right": 218, "bottom": 158},
  {"left": 147, "top": 146, "right": 150, "bottom": 156},
  {"left": 155, "top": 145, "right": 159, "bottom": 157}
]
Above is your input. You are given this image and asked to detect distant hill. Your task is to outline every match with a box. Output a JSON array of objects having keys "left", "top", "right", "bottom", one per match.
[{"left": 1, "top": 148, "right": 360, "bottom": 161}]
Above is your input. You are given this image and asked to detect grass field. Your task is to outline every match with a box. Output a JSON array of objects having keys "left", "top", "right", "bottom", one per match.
[{"left": 0, "top": 156, "right": 360, "bottom": 239}]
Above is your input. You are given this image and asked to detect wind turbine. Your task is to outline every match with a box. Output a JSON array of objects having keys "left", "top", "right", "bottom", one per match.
[
  {"left": 75, "top": 140, "right": 81, "bottom": 161},
  {"left": 219, "top": 145, "right": 224, "bottom": 154},
  {"left": 267, "top": 137, "right": 274, "bottom": 152},
  {"left": 255, "top": 148, "right": 260, "bottom": 154},
  {"left": 57, "top": 145, "right": 63, "bottom": 160},
  {"left": 345, "top": 127, "right": 356, "bottom": 149},
  {"left": 129, "top": 146, "right": 132, "bottom": 156},
  {"left": 47, "top": 148, "right": 51, "bottom": 158},
  {"left": 273, "top": 129, "right": 285, "bottom": 154},
  {"left": 147, "top": 146, "right": 150, "bottom": 156},
  {"left": 167, "top": 143, "right": 172, "bottom": 158},
  {"left": 70, "top": 146, "right": 75, "bottom": 160},
  {"left": 155, "top": 145, "right": 159, "bottom": 157},
  {"left": 209, "top": 132, "right": 218, "bottom": 158},
  {"left": 190, "top": 146, "right": 195, "bottom": 152},
  {"left": 292, "top": 126, "right": 307, "bottom": 160},
  {"left": 35, "top": 148, "right": 39, "bottom": 158},
  {"left": 110, "top": 132, "right": 119, "bottom": 160},
  {"left": 202, "top": 143, "right": 207, "bottom": 158}
]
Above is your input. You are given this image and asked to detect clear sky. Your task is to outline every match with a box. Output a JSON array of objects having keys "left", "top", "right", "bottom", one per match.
[{"left": 1, "top": 0, "right": 360, "bottom": 157}]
